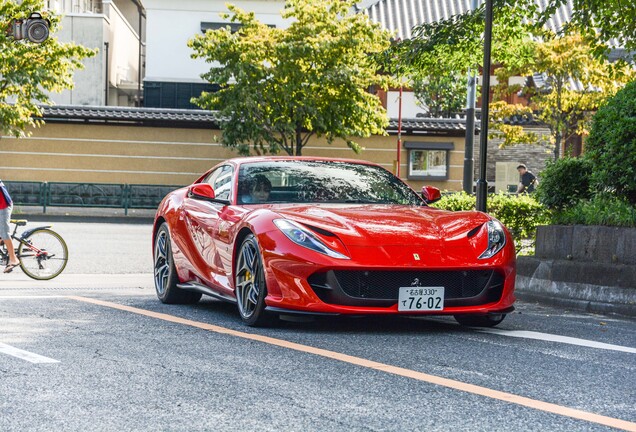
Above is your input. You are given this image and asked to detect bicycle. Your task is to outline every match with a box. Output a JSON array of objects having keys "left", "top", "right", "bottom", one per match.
[{"left": 0, "top": 219, "right": 68, "bottom": 280}]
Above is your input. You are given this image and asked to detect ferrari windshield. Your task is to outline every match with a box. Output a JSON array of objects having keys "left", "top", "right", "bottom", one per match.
[{"left": 238, "top": 160, "right": 424, "bottom": 206}]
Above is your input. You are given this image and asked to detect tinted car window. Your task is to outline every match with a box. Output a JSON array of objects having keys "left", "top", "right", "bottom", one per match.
[{"left": 238, "top": 161, "right": 424, "bottom": 205}]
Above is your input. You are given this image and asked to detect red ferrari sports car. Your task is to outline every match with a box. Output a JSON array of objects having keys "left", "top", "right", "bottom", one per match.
[{"left": 153, "top": 157, "right": 516, "bottom": 327}]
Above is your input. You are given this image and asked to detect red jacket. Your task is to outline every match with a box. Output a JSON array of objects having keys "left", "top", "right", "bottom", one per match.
[{"left": 0, "top": 180, "right": 12, "bottom": 210}]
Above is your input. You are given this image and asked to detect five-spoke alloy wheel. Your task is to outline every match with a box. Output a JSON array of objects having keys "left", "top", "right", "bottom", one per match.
[
  {"left": 235, "top": 234, "right": 271, "bottom": 326},
  {"left": 154, "top": 223, "right": 201, "bottom": 304}
]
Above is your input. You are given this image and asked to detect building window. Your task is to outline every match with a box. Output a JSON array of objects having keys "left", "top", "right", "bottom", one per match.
[
  {"left": 404, "top": 142, "right": 454, "bottom": 180},
  {"left": 143, "top": 81, "right": 220, "bottom": 109}
]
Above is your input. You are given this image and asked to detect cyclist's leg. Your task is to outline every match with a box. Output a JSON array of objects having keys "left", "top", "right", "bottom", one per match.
[{"left": 0, "top": 206, "right": 19, "bottom": 269}]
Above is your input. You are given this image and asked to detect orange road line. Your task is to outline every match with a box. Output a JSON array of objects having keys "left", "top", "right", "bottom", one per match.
[{"left": 68, "top": 296, "right": 636, "bottom": 432}]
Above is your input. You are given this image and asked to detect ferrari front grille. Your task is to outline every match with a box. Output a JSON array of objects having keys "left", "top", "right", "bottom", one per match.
[{"left": 308, "top": 269, "right": 505, "bottom": 307}]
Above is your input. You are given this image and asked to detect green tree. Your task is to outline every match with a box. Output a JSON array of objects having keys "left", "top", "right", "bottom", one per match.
[
  {"left": 544, "top": 0, "right": 636, "bottom": 55},
  {"left": 412, "top": 72, "right": 467, "bottom": 118},
  {"left": 586, "top": 79, "right": 636, "bottom": 204},
  {"left": 390, "top": 0, "right": 537, "bottom": 145},
  {"left": 394, "top": 2, "right": 633, "bottom": 155},
  {"left": 0, "top": 0, "right": 96, "bottom": 138},
  {"left": 527, "top": 32, "right": 633, "bottom": 159},
  {"left": 189, "top": 0, "right": 394, "bottom": 156}
]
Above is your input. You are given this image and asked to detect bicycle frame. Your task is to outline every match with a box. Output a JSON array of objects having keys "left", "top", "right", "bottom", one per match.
[{"left": 0, "top": 222, "right": 54, "bottom": 264}]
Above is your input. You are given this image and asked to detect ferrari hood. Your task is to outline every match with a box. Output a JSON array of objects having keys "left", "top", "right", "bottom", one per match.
[{"left": 272, "top": 204, "right": 490, "bottom": 247}]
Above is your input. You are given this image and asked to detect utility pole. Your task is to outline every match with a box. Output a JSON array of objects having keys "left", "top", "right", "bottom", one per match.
[
  {"left": 476, "top": 0, "right": 494, "bottom": 212},
  {"left": 463, "top": 0, "right": 479, "bottom": 194},
  {"left": 463, "top": 73, "right": 476, "bottom": 193}
]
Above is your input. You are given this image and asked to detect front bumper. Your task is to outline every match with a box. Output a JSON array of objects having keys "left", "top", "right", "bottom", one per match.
[{"left": 259, "top": 230, "right": 517, "bottom": 316}]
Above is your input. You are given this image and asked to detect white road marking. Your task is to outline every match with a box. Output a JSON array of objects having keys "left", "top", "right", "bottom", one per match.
[
  {"left": 478, "top": 329, "right": 636, "bottom": 354},
  {"left": 0, "top": 342, "right": 60, "bottom": 363}
]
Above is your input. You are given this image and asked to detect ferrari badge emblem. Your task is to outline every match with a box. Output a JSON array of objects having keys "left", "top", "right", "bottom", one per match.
[{"left": 413, "top": 253, "right": 420, "bottom": 261}]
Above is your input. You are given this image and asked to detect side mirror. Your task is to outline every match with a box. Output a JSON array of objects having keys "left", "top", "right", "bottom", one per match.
[
  {"left": 421, "top": 186, "right": 441, "bottom": 204},
  {"left": 188, "top": 183, "right": 216, "bottom": 201}
]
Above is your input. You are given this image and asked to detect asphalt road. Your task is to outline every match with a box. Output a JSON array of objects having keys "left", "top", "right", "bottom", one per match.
[{"left": 0, "top": 219, "right": 635, "bottom": 431}]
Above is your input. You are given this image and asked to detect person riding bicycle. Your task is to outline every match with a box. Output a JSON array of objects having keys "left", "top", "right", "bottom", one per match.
[{"left": 0, "top": 179, "right": 20, "bottom": 273}]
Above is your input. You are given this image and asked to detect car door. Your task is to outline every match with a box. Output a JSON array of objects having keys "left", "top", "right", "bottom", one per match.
[{"left": 181, "top": 164, "right": 234, "bottom": 291}]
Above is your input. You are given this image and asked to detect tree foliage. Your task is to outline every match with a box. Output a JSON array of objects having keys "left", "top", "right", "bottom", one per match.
[
  {"left": 387, "top": 0, "right": 537, "bottom": 145},
  {"left": 585, "top": 80, "right": 636, "bottom": 204},
  {"left": 0, "top": 0, "right": 96, "bottom": 138},
  {"left": 390, "top": 0, "right": 634, "bottom": 155},
  {"left": 393, "top": 0, "right": 537, "bottom": 76},
  {"left": 535, "top": 156, "right": 593, "bottom": 209},
  {"left": 189, "top": 0, "right": 394, "bottom": 156},
  {"left": 528, "top": 32, "right": 633, "bottom": 159},
  {"left": 412, "top": 72, "right": 467, "bottom": 118},
  {"left": 544, "top": 0, "right": 636, "bottom": 55}
]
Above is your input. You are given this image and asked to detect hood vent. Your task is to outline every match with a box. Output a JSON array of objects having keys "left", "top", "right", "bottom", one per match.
[{"left": 467, "top": 224, "right": 484, "bottom": 238}]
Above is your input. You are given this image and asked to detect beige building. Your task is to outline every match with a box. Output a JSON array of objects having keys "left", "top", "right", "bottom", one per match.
[{"left": 1, "top": 106, "right": 471, "bottom": 192}]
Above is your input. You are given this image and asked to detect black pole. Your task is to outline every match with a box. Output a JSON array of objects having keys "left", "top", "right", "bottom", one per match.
[
  {"left": 463, "top": 72, "right": 476, "bottom": 193},
  {"left": 463, "top": 0, "right": 479, "bottom": 194},
  {"left": 104, "top": 42, "right": 109, "bottom": 106},
  {"left": 476, "top": 0, "right": 493, "bottom": 212},
  {"left": 137, "top": 4, "right": 143, "bottom": 107}
]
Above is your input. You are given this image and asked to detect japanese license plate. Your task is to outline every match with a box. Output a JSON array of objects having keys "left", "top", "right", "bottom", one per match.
[{"left": 398, "top": 286, "right": 444, "bottom": 311}]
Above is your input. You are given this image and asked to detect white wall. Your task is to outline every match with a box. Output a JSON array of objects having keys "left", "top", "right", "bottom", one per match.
[
  {"left": 386, "top": 90, "right": 428, "bottom": 119},
  {"left": 47, "top": 0, "right": 142, "bottom": 106},
  {"left": 144, "top": 0, "right": 287, "bottom": 82},
  {"left": 104, "top": 1, "right": 141, "bottom": 88},
  {"left": 48, "top": 15, "right": 107, "bottom": 105}
]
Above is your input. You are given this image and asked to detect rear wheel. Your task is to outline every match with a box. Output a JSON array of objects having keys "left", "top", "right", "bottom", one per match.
[
  {"left": 454, "top": 314, "right": 506, "bottom": 327},
  {"left": 18, "top": 229, "right": 68, "bottom": 280},
  {"left": 235, "top": 234, "right": 273, "bottom": 326},
  {"left": 154, "top": 223, "right": 201, "bottom": 304}
]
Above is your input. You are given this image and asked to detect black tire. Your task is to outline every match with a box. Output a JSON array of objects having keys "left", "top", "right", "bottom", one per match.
[
  {"left": 235, "top": 234, "right": 273, "bottom": 326},
  {"left": 18, "top": 229, "right": 68, "bottom": 280},
  {"left": 454, "top": 314, "right": 506, "bottom": 327},
  {"left": 154, "top": 223, "right": 201, "bottom": 304}
]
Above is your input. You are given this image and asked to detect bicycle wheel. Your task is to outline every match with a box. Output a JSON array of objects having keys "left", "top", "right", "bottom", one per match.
[{"left": 18, "top": 229, "right": 68, "bottom": 280}]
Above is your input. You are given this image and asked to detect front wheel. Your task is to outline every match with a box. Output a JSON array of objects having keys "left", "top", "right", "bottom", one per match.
[
  {"left": 454, "top": 314, "right": 506, "bottom": 327},
  {"left": 154, "top": 223, "right": 201, "bottom": 304},
  {"left": 235, "top": 234, "right": 273, "bottom": 326},
  {"left": 18, "top": 229, "right": 68, "bottom": 280}
]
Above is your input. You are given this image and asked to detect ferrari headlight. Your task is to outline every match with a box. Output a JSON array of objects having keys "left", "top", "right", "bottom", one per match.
[
  {"left": 479, "top": 220, "right": 507, "bottom": 259},
  {"left": 274, "top": 219, "right": 349, "bottom": 259}
]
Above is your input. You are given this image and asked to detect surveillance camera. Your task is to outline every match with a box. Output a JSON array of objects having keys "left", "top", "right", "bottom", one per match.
[{"left": 11, "top": 12, "right": 50, "bottom": 43}]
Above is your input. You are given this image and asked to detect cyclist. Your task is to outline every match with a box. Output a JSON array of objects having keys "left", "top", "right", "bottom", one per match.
[{"left": 0, "top": 179, "right": 20, "bottom": 273}]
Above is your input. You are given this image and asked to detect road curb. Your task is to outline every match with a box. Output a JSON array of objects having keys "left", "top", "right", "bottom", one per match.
[
  {"left": 515, "top": 290, "right": 636, "bottom": 318},
  {"left": 516, "top": 256, "right": 636, "bottom": 319}
]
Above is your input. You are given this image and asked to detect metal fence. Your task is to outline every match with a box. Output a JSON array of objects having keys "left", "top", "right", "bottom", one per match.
[{"left": 4, "top": 181, "right": 181, "bottom": 215}]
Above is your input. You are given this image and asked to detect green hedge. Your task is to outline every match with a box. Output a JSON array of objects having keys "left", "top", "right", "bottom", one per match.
[
  {"left": 550, "top": 195, "right": 636, "bottom": 227},
  {"left": 432, "top": 192, "right": 548, "bottom": 253},
  {"left": 535, "top": 157, "right": 592, "bottom": 210},
  {"left": 586, "top": 79, "right": 636, "bottom": 204}
]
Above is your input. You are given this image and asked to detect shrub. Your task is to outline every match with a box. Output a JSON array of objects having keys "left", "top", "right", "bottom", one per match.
[
  {"left": 550, "top": 195, "right": 636, "bottom": 227},
  {"left": 488, "top": 193, "right": 549, "bottom": 240},
  {"left": 433, "top": 191, "right": 475, "bottom": 211},
  {"left": 535, "top": 157, "right": 592, "bottom": 209},
  {"left": 585, "top": 79, "right": 636, "bottom": 204}
]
